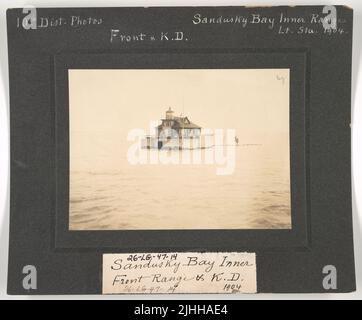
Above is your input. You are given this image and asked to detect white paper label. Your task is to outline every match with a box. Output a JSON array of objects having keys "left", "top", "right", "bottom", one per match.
[{"left": 102, "top": 252, "right": 257, "bottom": 294}]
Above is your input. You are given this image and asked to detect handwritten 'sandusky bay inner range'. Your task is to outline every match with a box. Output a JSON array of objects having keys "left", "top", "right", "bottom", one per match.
[{"left": 102, "top": 252, "right": 257, "bottom": 294}]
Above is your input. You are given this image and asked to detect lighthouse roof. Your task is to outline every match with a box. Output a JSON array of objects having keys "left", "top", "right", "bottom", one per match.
[
  {"left": 158, "top": 116, "right": 201, "bottom": 130},
  {"left": 173, "top": 116, "right": 201, "bottom": 129}
]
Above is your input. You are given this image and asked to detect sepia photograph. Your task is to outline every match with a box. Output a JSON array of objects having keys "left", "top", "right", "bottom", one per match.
[
  {"left": 69, "top": 69, "right": 291, "bottom": 230},
  {"left": 5, "top": 4, "right": 357, "bottom": 297}
]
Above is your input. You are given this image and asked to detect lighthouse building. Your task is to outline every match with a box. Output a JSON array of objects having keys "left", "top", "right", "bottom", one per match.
[
  {"left": 157, "top": 107, "right": 201, "bottom": 140},
  {"left": 141, "top": 108, "right": 202, "bottom": 149}
]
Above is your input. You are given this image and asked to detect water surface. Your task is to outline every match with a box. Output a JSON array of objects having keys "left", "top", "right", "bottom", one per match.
[{"left": 69, "top": 134, "right": 291, "bottom": 230}]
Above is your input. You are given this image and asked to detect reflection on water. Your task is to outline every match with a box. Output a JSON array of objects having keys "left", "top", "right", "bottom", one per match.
[{"left": 69, "top": 136, "right": 291, "bottom": 230}]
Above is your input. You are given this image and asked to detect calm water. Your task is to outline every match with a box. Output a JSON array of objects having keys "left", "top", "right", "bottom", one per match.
[{"left": 69, "top": 134, "right": 291, "bottom": 230}]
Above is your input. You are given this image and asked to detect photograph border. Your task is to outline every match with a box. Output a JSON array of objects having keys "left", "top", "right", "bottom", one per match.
[{"left": 54, "top": 51, "right": 309, "bottom": 251}]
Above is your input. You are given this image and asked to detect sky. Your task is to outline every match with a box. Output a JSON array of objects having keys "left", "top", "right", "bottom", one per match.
[{"left": 69, "top": 68, "right": 290, "bottom": 142}]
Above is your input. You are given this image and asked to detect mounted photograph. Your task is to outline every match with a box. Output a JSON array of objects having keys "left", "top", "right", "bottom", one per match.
[{"left": 7, "top": 6, "right": 355, "bottom": 295}]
